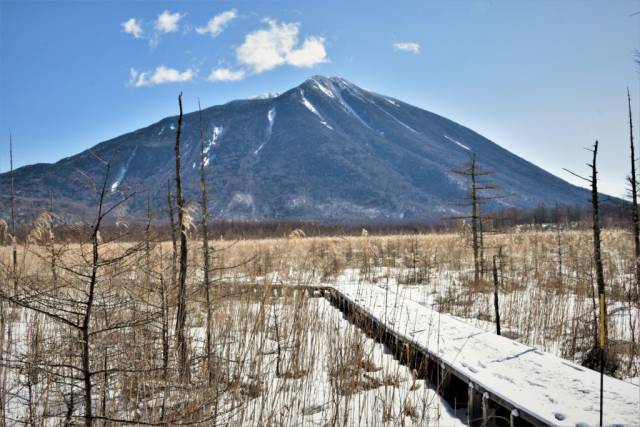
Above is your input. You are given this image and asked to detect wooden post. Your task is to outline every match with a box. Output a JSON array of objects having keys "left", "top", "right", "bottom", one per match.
[
  {"left": 468, "top": 382, "right": 475, "bottom": 426},
  {"left": 481, "top": 392, "right": 489, "bottom": 427},
  {"left": 438, "top": 362, "right": 451, "bottom": 398},
  {"left": 492, "top": 255, "right": 501, "bottom": 335},
  {"left": 510, "top": 409, "right": 519, "bottom": 427}
]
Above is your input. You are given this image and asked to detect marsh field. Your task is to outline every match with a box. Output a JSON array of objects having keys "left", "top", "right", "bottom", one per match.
[{"left": 0, "top": 227, "right": 638, "bottom": 425}]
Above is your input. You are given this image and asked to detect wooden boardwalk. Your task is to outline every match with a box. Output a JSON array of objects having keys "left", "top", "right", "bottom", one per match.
[{"left": 226, "top": 283, "right": 640, "bottom": 426}]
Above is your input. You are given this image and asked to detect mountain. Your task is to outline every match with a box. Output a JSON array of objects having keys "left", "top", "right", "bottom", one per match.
[{"left": 0, "top": 76, "right": 590, "bottom": 224}]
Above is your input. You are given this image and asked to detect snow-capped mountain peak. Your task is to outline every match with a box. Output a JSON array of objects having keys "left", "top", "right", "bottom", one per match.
[{"left": 0, "top": 76, "right": 591, "bottom": 222}]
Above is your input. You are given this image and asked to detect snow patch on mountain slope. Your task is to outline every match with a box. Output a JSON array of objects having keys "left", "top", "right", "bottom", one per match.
[
  {"left": 192, "top": 126, "right": 224, "bottom": 169},
  {"left": 267, "top": 107, "right": 276, "bottom": 135},
  {"left": 205, "top": 127, "right": 224, "bottom": 154},
  {"left": 255, "top": 107, "right": 277, "bottom": 155},
  {"left": 332, "top": 80, "right": 419, "bottom": 136},
  {"left": 310, "top": 77, "right": 371, "bottom": 130},
  {"left": 313, "top": 76, "right": 415, "bottom": 135},
  {"left": 249, "top": 92, "right": 280, "bottom": 100},
  {"left": 332, "top": 77, "right": 370, "bottom": 104},
  {"left": 327, "top": 79, "right": 372, "bottom": 128},
  {"left": 444, "top": 135, "right": 471, "bottom": 151},
  {"left": 311, "top": 77, "right": 335, "bottom": 98},
  {"left": 372, "top": 101, "right": 419, "bottom": 134},
  {"left": 230, "top": 193, "right": 254, "bottom": 208},
  {"left": 110, "top": 147, "right": 137, "bottom": 192},
  {"left": 300, "top": 92, "right": 320, "bottom": 116},
  {"left": 299, "top": 90, "right": 333, "bottom": 130},
  {"left": 391, "top": 116, "right": 418, "bottom": 134}
]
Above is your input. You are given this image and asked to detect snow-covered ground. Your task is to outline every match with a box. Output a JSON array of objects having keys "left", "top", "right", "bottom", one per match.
[
  {"left": 4, "top": 232, "right": 639, "bottom": 424},
  {"left": 241, "top": 263, "right": 638, "bottom": 370},
  {"left": 196, "top": 297, "right": 465, "bottom": 426},
  {"left": 2, "top": 296, "right": 465, "bottom": 426},
  {"left": 331, "top": 283, "right": 640, "bottom": 426}
]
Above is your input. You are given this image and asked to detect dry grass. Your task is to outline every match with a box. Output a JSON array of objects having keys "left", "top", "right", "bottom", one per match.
[
  {"left": 0, "top": 227, "right": 638, "bottom": 425},
  {"left": 208, "top": 229, "right": 639, "bottom": 375}
]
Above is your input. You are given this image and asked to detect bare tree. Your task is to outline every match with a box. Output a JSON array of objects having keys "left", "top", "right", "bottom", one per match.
[
  {"left": 79, "top": 160, "right": 114, "bottom": 425},
  {"left": 591, "top": 141, "right": 607, "bottom": 426},
  {"left": 627, "top": 88, "right": 640, "bottom": 298},
  {"left": 565, "top": 140, "right": 607, "bottom": 425},
  {"left": 0, "top": 153, "right": 145, "bottom": 425},
  {"left": 172, "top": 93, "right": 190, "bottom": 383},
  {"left": 9, "top": 132, "right": 17, "bottom": 295},
  {"left": 450, "top": 153, "right": 497, "bottom": 283},
  {"left": 555, "top": 217, "right": 564, "bottom": 282},
  {"left": 197, "top": 100, "right": 214, "bottom": 385}
]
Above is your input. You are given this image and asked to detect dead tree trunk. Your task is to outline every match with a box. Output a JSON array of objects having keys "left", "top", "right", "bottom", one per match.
[
  {"left": 144, "top": 196, "right": 152, "bottom": 289},
  {"left": 173, "top": 93, "right": 190, "bottom": 383},
  {"left": 167, "top": 180, "right": 178, "bottom": 290},
  {"left": 100, "top": 307, "right": 109, "bottom": 419},
  {"left": 9, "top": 132, "right": 17, "bottom": 296},
  {"left": 556, "top": 222, "right": 563, "bottom": 283},
  {"left": 590, "top": 141, "right": 606, "bottom": 427},
  {"left": 82, "top": 161, "right": 111, "bottom": 426},
  {"left": 272, "top": 304, "right": 283, "bottom": 377},
  {"left": 164, "top": 180, "right": 175, "bottom": 403},
  {"left": 159, "top": 244, "right": 169, "bottom": 422},
  {"left": 628, "top": 88, "right": 640, "bottom": 298},
  {"left": 470, "top": 155, "right": 481, "bottom": 283},
  {"left": 197, "top": 100, "right": 214, "bottom": 385},
  {"left": 565, "top": 141, "right": 607, "bottom": 424},
  {"left": 590, "top": 141, "right": 606, "bottom": 344},
  {"left": 492, "top": 254, "right": 501, "bottom": 335},
  {"left": 451, "top": 154, "right": 496, "bottom": 284},
  {"left": 48, "top": 193, "right": 58, "bottom": 287},
  {"left": 584, "top": 260, "right": 599, "bottom": 350}
]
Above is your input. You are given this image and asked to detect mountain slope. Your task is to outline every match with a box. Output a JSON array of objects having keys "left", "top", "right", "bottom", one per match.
[{"left": 0, "top": 76, "right": 590, "bottom": 223}]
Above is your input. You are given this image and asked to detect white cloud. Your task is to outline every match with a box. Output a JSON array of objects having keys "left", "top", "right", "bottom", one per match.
[
  {"left": 208, "top": 68, "right": 246, "bottom": 81},
  {"left": 236, "top": 19, "right": 327, "bottom": 74},
  {"left": 393, "top": 42, "right": 420, "bottom": 54},
  {"left": 196, "top": 9, "right": 238, "bottom": 37},
  {"left": 155, "top": 10, "right": 183, "bottom": 33},
  {"left": 122, "top": 18, "right": 143, "bottom": 38},
  {"left": 129, "top": 66, "right": 194, "bottom": 87},
  {"left": 286, "top": 36, "right": 327, "bottom": 67}
]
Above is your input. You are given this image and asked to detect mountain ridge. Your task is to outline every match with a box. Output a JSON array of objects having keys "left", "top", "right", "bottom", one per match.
[{"left": 0, "top": 75, "right": 591, "bottom": 223}]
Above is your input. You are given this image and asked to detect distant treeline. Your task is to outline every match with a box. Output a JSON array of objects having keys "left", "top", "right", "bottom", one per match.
[
  {"left": 488, "top": 200, "right": 630, "bottom": 230},
  {"left": 6, "top": 200, "right": 631, "bottom": 243}
]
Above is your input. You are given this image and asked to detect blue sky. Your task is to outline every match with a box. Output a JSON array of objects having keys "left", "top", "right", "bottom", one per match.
[{"left": 1, "top": 0, "right": 639, "bottom": 197}]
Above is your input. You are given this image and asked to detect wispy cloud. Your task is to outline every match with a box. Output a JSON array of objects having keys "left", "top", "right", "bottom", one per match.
[
  {"left": 208, "top": 68, "right": 246, "bottom": 81},
  {"left": 125, "top": 14, "right": 327, "bottom": 85},
  {"left": 121, "top": 18, "right": 143, "bottom": 38},
  {"left": 129, "top": 66, "right": 194, "bottom": 87},
  {"left": 196, "top": 9, "right": 238, "bottom": 37},
  {"left": 121, "top": 12, "right": 184, "bottom": 47},
  {"left": 155, "top": 10, "right": 183, "bottom": 33},
  {"left": 236, "top": 19, "right": 327, "bottom": 74},
  {"left": 393, "top": 42, "right": 420, "bottom": 54}
]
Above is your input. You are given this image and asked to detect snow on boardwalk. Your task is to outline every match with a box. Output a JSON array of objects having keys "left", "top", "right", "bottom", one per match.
[{"left": 331, "top": 284, "right": 639, "bottom": 426}]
